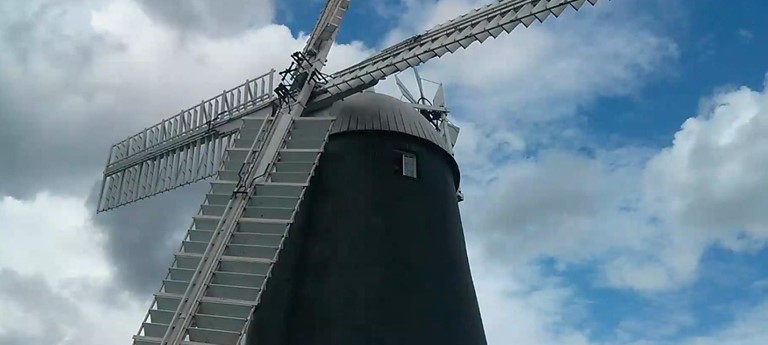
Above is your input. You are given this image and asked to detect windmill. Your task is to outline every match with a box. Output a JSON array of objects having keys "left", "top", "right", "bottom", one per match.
[{"left": 95, "top": 1, "right": 606, "bottom": 344}]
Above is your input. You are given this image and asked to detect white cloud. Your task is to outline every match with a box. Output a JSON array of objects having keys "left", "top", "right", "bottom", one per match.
[
  {"left": 4, "top": 0, "right": 364, "bottom": 123},
  {"left": 474, "top": 150, "right": 641, "bottom": 259},
  {"left": 645, "top": 80, "right": 768, "bottom": 247},
  {"left": 472, "top": 258, "right": 594, "bottom": 345},
  {"left": 0, "top": 193, "right": 145, "bottom": 344},
  {"left": 133, "top": 0, "right": 275, "bottom": 37},
  {"left": 606, "top": 79, "right": 768, "bottom": 291},
  {"left": 377, "top": 0, "right": 677, "bottom": 122},
  {"left": 0, "top": 193, "right": 110, "bottom": 286},
  {"left": 738, "top": 28, "right": 754, "bottom": 43},
  {"left": 458, "top": 146, "right": 697, "bottom": 293},
  {"left": 86, "top": 0, "right": 372, "bottom": 134},
  {"left": 461, "top": 77, "right": 768, "bottom": 294},
  {"left": 681, "top": 301, "right": 768, "bottom": 345}
]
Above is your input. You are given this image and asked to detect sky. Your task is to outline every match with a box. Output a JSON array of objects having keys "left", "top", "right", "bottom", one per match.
[{"left": 1, "top": 0, "right": 768, "bottom": 344}]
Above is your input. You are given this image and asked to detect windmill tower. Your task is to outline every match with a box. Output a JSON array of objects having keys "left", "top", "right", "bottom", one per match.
[{"left": 95, "top": 1, "right": 605, "bottom": 344}]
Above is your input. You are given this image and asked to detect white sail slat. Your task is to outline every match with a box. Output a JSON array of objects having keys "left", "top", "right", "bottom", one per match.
[
  {"left": 321, "top": 0, "right": 606, "bottom": 97},
  {"left": 96, "top": 70, "right": 276, "bottom": 212}
]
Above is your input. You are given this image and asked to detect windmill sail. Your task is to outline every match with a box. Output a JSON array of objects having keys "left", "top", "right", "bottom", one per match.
[
  {"left": 132, "top": 114, "right": 336, "bottom": 345},
  {"left": 320, "top": 0, "right": 602, "bottom": 97},
  {"left": 129, "top": 1, "right": 350, "bottom": 344},
  {"left": 97, "top": 70, "right": 275, "bottom": 212}
]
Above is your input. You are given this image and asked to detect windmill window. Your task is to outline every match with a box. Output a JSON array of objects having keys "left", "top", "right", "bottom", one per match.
[{"left": 402, "top": 152, "right": 417, "bottom": 178}]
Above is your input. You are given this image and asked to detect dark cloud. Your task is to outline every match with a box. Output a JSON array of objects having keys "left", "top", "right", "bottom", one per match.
[
  {"left": 0, "top": 0, "right": 125, "bottom": 198},
  {"left": 88, "top": 180, "right": 210, "bottom": 297},
  {"left": 0, "top": 0, "right": 278, "bottom": 199},
  {"left": 0, "top": 92, "right": 122, "bottom": 198},
  {"left": 135, "top": 0, "right": 275, "bottom": 37},
  {"left": 0, "top": 80, "right": 161, "bottom": 198}
]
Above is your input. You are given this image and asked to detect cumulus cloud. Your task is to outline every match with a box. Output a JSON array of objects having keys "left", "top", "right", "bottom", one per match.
[
  {"left": 0, "top": 193, "right": 110, "bottom": 285},
  {"left": 0, "top": 0, "right": 372, "bottom": 295},
  {"left": 681, "top": 301, "right": 768, "bottom": 345},
  {"left": 471, "top": 254, "right": 593, "bottom": 345},
  {"left": 603, "top": 79, "right": 768, "bottom": 290},
  {"left": 461, "top": 76, "right": 768, "bottom": 294},
  {"left": 458, "top": 146, "right": 688, "bottom": 292},
  {"left": 0, "top": 193, "right": 145, "bottom": 345},
  {"left": 377, "top": 0, "right": 678, "bottom": 122},
  {"left": 134, "top": 0, "right": 275, "bottom": 37},
  {"left": 0, "top": 0, "right": 371, "bottom": 198},
  {"left": 645, "top": 80, "right": 768, "bottom": 248}
]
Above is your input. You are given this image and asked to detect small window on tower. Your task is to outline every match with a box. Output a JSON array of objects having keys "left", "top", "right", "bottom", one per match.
[{"left": 402, "top": 152, "right": 417, "bottom": 178}]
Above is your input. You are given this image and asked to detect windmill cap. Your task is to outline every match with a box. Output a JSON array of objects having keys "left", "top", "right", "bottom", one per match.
[
  {"left": 326, "top": 91, "right": 452, "bottom": 153},
  {"left": 319, "top": 91, "right": 460, "bottom": 186}
]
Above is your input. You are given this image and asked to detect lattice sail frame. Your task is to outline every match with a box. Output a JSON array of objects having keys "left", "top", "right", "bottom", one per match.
[
  {"left": 97, "top": 70, "right": 275, "bottom": 212},
  {"left": 129, "top": 1, "right": 351, "bottom": 344}
]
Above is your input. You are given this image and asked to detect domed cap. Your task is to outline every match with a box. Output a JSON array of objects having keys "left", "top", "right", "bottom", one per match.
[{"left": 325, "top": 92, "right": 452, "bottom": 153}]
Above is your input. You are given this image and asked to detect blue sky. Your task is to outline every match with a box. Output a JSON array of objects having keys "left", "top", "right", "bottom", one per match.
[
  {"left": 1, "top": 0, "right": 768, "bottom": 344},
  {"left": 589, "top": 0, "right": 768, "bottom": 148}
]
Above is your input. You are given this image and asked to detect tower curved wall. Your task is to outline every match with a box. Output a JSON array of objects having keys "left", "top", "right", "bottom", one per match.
[{"left": 246, "top": 92, "right": 486, "bottom": 345}]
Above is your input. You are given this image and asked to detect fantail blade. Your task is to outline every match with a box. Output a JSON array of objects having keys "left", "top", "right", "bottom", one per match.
[{"left": 395, "top": 74, "right": 417, "bottom": 104}]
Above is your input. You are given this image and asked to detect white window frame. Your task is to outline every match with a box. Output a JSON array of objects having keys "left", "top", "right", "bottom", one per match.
[{"left": 402, "top": 152, "right": 417, "bottom": 178}]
